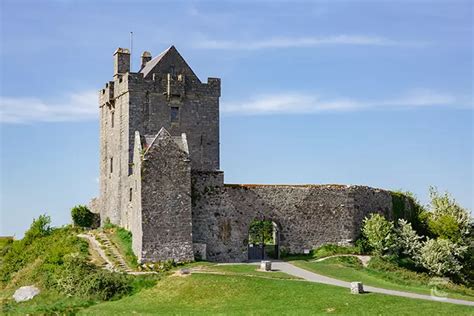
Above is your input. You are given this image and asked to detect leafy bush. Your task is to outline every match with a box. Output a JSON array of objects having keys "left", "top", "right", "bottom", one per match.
[
  {"left": 321, "top": 255, "right": 364, "bottom": 268},
  {"left": 362, "top": 213, "right": 396, "bottom": 256},
  {"left": 426, "top": 187, "right": 471, "bottom": 243},
  {"left": 391, "top": 191, "right": 430, "bottom": 237},
  {"left": 0, "top": 224, "right": 87, "bottom": 285},
  {"left": 24, "top": 214, "right": 52, "bottom": 243},
  {"left": 71, "top": 205, "right": 95, "bottom": 228},
  {"left": 396, "top": 219, "right": 422, "bottom": 258},
  {"left": 56, "top": 253, "right": 131, "bottom": 301},
  {"left": 311, "top": 244, "right": 361, "bottom": 259},
  {"left": 418, "top": 238, "right": 467, "bottom": 277},
  {"left": 354, "top": 235, "right": 371, "bottom": 254}
]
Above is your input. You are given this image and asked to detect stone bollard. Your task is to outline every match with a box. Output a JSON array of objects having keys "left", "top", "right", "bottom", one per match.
[
  {"left": 350, "top": 282, "right": 364, "bottom": 294},
  {"left": 260, "top": 260, "right": 272, "bottom": 271}
]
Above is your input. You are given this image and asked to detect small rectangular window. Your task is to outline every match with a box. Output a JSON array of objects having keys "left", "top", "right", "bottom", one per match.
[
  {"left": 170, "top": 107, "right": 179, "bottom": 122},
  {"left": 129, "top": 188, "right": 133, "bottom": 202},
  {"left": 110, "top": 157, "right": 113, "bottom": 173},
  {"left": 111, "top": 112, "right": 114, "bottom": 128}
]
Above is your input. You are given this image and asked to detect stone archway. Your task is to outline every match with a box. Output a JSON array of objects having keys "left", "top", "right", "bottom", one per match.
[{"left": 247, "top": 218, "right": 280, "bottom": 261}]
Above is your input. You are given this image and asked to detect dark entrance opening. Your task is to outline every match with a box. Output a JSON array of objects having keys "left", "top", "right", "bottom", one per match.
[{"left": 247, "top": 219, "right": 279, "bottom": 261}]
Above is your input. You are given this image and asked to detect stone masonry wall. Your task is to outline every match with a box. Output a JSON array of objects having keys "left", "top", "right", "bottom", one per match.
[
  {"left": 192, "top": 173, "right": 393, "bottom": 262},
  {"left": 139, "top": 132, "right": 194, "bottom": 262},
  {"left": 99, "top": 46, "right": 220, "bottom": 232}
]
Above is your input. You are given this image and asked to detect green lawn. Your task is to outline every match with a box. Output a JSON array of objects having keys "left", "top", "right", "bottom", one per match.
[
  {"left": 205, "top": 264, "right": 300, "bottom": 280},
  {"left": 80, "top": 272, "right": 473, "bottom": 315},
  {"left": 291, "top": 258, "right": 474, "bottom": 302}
]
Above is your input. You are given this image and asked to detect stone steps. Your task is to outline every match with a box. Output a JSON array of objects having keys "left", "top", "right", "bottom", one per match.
[{"left": 88, "top": 231, "right": 134, "bottom": 273}]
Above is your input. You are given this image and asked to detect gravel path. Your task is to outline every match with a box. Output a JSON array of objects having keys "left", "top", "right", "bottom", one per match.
[{"left": 272, "top": 261, "right": 474, "bottom": 306}]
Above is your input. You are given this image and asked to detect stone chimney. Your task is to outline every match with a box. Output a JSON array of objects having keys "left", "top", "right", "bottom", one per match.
[
  {"left": 113, "top": 48, "right": 130, "bottom": 76},
  {"left": 141, "top": 51, "right": 152, "bottom": 70}
]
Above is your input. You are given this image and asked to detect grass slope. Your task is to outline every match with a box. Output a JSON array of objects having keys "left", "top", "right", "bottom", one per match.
[
  {"left": 292, "top": 257, "right": 474, "bottom": 302},
  {"left": 81, "top": 273, "right": 473, "bottom": 315}
]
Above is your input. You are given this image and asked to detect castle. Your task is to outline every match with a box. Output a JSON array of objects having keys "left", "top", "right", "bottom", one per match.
[{"left": 96, "top": 46, "right": 398, "bottom": 263}]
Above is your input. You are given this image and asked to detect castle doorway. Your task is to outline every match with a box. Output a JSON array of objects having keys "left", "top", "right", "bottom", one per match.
[{"left": 247, "top": 219, "right": 280, "bottom": 261}]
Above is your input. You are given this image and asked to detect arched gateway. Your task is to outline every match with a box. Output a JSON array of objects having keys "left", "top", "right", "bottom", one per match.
[{"left": 247, "top": 219, "right": 280, "bottom": 261}]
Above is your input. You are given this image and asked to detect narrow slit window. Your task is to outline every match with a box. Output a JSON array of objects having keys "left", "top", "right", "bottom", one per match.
[
  {"left": 110, "top": 157, "right": 113, "bottom": 173},
  {"left": 129, "top": 188, "right": 133, "bottom": 202},
  {"left": 111, "top": 111, "right": 114, "bottom": 128},
  {"left": 170, "top": 107, "right": 179, "bottom": 122}
]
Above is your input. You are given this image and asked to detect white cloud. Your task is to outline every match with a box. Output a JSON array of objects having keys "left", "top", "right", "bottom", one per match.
[
  {"left": 1, "top": 89, "right": 468, "bottom": 123},
  {"left": 0, "top": 90, "right": 98, "bottom": 123},
  {"left": 222, "top": 90, "right": 470, "bottom": 115},
  {"left": 194, "top": 35, "right": 426, "bottom": 50}
]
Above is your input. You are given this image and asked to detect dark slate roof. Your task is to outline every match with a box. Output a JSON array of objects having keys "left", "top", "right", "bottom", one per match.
[{"left": 139, "top": 46, "right": 173, "bottom": 78}]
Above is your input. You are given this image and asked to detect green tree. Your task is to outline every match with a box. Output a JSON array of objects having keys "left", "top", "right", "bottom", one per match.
[
  {"left": 71, "top": 205, "right": 94, "bottom": 228},
  {"left": 24, "top": 214, "right": 52, "bottom": 243},
  {"left": 362, "top": 213, "right": 395, "bottom": 256},
  {"left": 427, "top": 187, "right": 471, "bottom": 243},
  {"left": 248, "top": 220, "right": 274, "bottom": 245}
]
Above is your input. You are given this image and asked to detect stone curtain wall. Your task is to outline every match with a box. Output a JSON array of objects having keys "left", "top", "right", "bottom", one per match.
[
  {"left": 139, "top": 132, "right": 194, "bottom": 262},
  {"left": 192, "top": 172, "right": 393, "bottom": 262}
]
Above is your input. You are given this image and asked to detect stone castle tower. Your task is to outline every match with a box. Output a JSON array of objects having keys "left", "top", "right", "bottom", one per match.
[
  {"left": 97, "top": 46, "right": 403, "bottom": 263},
  {"left": 99, "top": 46, "right": 220, "bottom": 262}
]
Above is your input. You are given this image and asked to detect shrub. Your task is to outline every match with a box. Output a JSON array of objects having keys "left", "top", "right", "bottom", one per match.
[
  {"left": 71, "top": 205, "right": 94, "bottom": 228},
  {"left": 312, "top": 244, "right": 361, "bottom": 259},
  {"left": 24, "top": 214, "right": 52, "bottom": 243},
  {"left": 0, "top": 223, "right": 87, "bottom": 284},
  {"left": 362, "top": 213, "right": 396, "bottom": 256},
  {"left": 427, "top": 187, "right": 471, "bottom": 243},
  {"left": 418, "top": 238, "right": 467, "bottom": 277},
  {"left": 354, "top": 235, "right": 371, "bottom": 254},
  {"left": 391, "top": 190, "right": 430, "bottom": 237},
  {"left": 396, "top": 219, "right": 422, "bottom": 259},
  {"left": 55, "top": 253, "right": 132, "bottom": 300}
]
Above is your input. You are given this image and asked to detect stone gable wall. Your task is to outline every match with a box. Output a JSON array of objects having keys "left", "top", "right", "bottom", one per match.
[{"left": 139, "top": 135, "right": 194, "bottom": 262}]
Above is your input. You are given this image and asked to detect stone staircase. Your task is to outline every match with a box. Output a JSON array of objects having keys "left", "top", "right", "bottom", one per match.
[{"left": 81, "top": 231, "right": 134, "bottom": 273}]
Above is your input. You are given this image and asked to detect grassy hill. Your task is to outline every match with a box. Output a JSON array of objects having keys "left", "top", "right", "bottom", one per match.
[{"left": 1, "top": 218, "right": 472, "bottom": 315}]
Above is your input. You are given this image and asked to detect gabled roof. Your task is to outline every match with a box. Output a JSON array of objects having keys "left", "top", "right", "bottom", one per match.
[
  {"left": 139, "top": 46, "right": 173, "bottom": 78},
  {"left": 139, "top": 45, "right": 200, "bottom": 82},
  {"left": 142, "top": 127, "right": 189, "bottom": 156}
]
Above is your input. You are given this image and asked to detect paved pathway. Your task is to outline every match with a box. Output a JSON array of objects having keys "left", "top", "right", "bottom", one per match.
[{"left": 271, "top": 261, "right": 474, "bottom": 307}]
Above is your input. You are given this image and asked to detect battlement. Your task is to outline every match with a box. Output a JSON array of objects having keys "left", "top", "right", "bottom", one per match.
[{"left": 99, "top": 81, "right": 115, "bottom": 107}]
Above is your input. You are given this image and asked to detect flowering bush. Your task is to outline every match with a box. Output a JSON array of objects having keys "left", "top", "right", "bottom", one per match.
[
  {"left": 362, "top": 213, "right": 396, "bottom": 256},
  {"left": 418, "top": 238, "right": 467, "bottom": 277}
]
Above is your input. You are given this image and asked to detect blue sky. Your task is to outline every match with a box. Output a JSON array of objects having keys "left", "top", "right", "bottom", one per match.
[{"left": 0, "top": 0, "right": 472, "bottom": 237}]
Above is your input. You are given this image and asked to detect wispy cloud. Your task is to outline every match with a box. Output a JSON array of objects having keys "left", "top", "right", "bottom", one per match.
[
  {"left": 0, "top": 90, "right": 98, "bottom": 123},
  {"left": 194, "top": 35, "right": 427, "bottom": 50},
  {"left": 222, "top": 89, "right": 470, "bottom": 115},
  {"left": 1, "top": 89, "right": 468, "bottom": 123}
]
